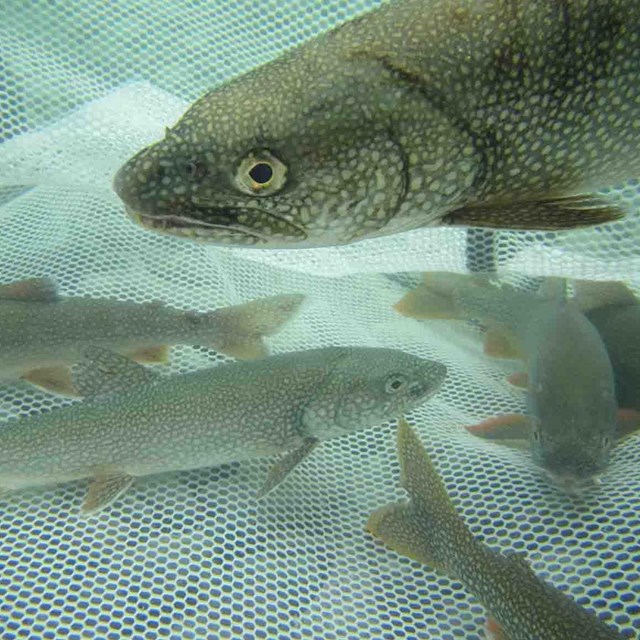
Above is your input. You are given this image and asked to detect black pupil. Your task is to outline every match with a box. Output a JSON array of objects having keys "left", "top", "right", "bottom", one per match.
[
  {"left": 249, "top": 162, "right": 273, "bottom": 184},
  {"left": 390, "top": 379, "right": 402, "bottom": 390}
]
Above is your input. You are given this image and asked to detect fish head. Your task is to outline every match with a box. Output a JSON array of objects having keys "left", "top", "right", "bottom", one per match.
[
  {"left": 112, "top": 59, "right": 417, "bottom": 249},
  {"left": 529, "top": 415, "right": 616, "bottom": 494},
  {"left": 301, "top": 347, "right": 447, "bottom": 439},
  {"left": 113, "top": 45, "right": 471, "bottom": 248}
]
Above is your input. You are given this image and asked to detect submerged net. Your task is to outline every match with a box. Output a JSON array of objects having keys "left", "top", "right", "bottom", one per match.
[{"left": 1, "top": 1, "right": 639, "bottom": 638}]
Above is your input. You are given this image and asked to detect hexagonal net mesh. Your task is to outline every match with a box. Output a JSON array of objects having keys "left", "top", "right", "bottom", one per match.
[{"left": 0, "top": 1, "right": 639, "bottom": 639}]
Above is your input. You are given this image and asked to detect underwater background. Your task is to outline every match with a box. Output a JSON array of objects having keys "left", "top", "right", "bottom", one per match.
[{"left": 1, "top": 1, "right": 639, "bottom": 638}]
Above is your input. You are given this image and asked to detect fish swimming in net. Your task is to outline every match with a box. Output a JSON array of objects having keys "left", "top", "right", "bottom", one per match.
[
  {"left": 114, "top": 0, "right": 640, "bottom": 248},
  {"left": 0, "top": 277, "right": 304, "bottom": 395},
  {"left": 366, "top": 418, "right": 626, "bottom": 639},
  {"left": 0, "top": 346, "right": 447, "bottom": 513},
  {"left": 395, "top": 273, "right": 618, "bottom": 493}
]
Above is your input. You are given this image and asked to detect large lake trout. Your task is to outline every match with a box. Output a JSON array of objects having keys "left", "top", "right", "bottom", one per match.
[{"left": 114, "top": 0, "right": 640, "bottom": 247}]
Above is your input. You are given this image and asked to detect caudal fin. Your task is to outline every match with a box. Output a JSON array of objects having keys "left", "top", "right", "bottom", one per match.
[
  {"left": 394, "top": 272, "right": 493, "bottom": 320},
  {"left": 209, "top": 293, "right": 305, "bottom": 360},
  {"left": 366, "top": 418, "right": 468, "bottom": 571}
]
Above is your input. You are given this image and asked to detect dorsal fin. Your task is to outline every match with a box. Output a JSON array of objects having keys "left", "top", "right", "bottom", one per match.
[
  {"left": 72, "top": 346, "right": 160, "bottom": 398},
  {"left": 0, "top": 277, "right": 59, "bottom": 302}
]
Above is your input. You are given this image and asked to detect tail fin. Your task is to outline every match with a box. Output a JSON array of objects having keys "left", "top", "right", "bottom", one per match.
[
  {"left": 209, "top": 293, "right": 305, "bottom": 360},
  {"left": 366, "top": 418, "right": 467, "bottom": 571},
  {"left": 394, "top": 271, "right": 493, "bottom": 320}
]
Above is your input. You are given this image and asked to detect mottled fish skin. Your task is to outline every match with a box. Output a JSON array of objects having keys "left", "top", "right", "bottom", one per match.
[
  {"left": 453, "top": 282, "right": 618, "bottom": 489},
  {"left": 0, "top": 347, "right": 446, "bottom": 508},
  {"left": 366, "top": 419, "right": 626, "bottom": 640},
  {"left": 114, "top": 0, "right": 640, "bottom": 247},
  {"left": 0, "top": 277, "right": 304, "bottom": 390}
]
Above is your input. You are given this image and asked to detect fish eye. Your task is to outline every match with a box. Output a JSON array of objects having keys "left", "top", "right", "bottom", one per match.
[
  {"left": 532, "top": 428, "right": 540, "bottom": 442},
  {"left": 235, "top": 150, "right": 287, "bottom": 196},
  {"left": 602, "top": 435, "right": 611, "bottom": 448},
  {"left": 249, "top": 162, "right": 273, "bottom": 184},
  {"left": 385, "top": 373, "right": 408, "bottom": 394}
]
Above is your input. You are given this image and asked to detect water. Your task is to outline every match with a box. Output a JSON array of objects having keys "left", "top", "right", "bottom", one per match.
[{"left": 0, "top": 1, "right": 639, "bottom": 638}]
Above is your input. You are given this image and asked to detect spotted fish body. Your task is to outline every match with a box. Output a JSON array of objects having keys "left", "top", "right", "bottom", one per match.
[
  {"left": 453, "top": 282, "right": 618, "bottom": 488},
  {"left": 367, "top": 419, "right": 625, "bottom": 639},
  {"left": 0, "top": 277, "right": 304, "bottom": 394},
  {"left": 114, "top": 0, "right": 640, "bottom": 247},
  {"left": 0, "top": 347, "right": 446, "bottom": 511}
]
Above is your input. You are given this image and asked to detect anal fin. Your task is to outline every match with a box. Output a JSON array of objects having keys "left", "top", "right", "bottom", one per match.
[
  {"left": 257, "top": 437, "right": 319, "bottom": 499},
  {"left": 0, "top": 277, "right": 59, "bottom": 302},
  {"left": 83, "top": 473, "right": 134, "bottom": 514},
  {"left": 484, "top": 616, "right": 509, "bottom": 640},
  {"left": 22, "top": 366, "right": 77, "bottom": 396},
  {"left": 444, "top": 194, "right": 625, "bottom": 230},
  {"left": 484, "top": 328, "right": 522, "bottom": 360},
  {"left": 506, "top": 371, "right": 529, "bottom": 389}
]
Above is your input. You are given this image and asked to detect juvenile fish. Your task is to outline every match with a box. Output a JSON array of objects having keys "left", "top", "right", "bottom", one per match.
[
  {"left": 0, "top": 346, "right": 446, "bottom": 513},
  {"left": 453, "top": 281, "right": 618, "bottom": 491},
  {"left": 0, "top": 277, "right": 303, "bottom": 395},
  {"left": 366, "top": 418, "right": 626, "bottom": 639},
  {"left": 114, "top": 0, "right": 640, "bottom": 247}
]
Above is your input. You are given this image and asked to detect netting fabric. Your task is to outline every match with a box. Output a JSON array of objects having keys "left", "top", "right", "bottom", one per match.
[{"left": 0, "top": 1, "right": 639, "bottom": 639}]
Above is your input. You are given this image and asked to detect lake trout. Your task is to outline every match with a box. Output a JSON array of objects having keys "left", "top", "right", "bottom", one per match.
[
  {"left": 0, "top": 346, "right": 446, "bottom": 513},
  {"left": 113, "top": 0, "right": 640, "bottom": 248},
  {"left": 366, "top": 418, "right": 626, "bottom": 639},
  {"left": 395, "top": 274, "right": 618, "bottom": 490},
  {"left": 0, "top": 277, "right": 304, "bottom": 395}
]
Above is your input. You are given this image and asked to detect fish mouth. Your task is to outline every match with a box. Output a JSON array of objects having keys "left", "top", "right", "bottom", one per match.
[
  {"left": 543, "top": 468, "right": 604, "bottom": 496},
  {"left": 125, "top": 206, "right": 308, "bottom": 246}
]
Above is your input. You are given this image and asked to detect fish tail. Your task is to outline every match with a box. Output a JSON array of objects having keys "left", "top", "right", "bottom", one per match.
[
  {"left": 366, "top": 418, "right": 470, "bottom": 572},
  {"left": 209, "top": 293, "right": 305, "bottom": 359},
  {"left": 394, "top": 272, "right": 492, "bottom": 320}
]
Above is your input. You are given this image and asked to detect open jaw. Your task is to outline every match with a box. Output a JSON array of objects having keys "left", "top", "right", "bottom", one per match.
[{"left": 125, "top": 206, "right": 308, "bottom": 245}]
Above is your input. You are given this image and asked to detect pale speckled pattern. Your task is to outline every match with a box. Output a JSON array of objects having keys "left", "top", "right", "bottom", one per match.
[
  {"left": 0, "top": 283, "right": 305, "bottom": 380},
  {"left": 113, "top": 0, "right": 640, "bottom": 247},
  {"left": 0, "top": 347, "right": 446, "bottom": 499},
  {"left": 367, "top": 419, "right": 626, "bottom": 639}
]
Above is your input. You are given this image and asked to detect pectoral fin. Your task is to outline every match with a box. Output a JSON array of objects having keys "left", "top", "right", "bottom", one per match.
[
  {"left": 257, "top": 437, "right": 319, "bottom": 499},
  {"left": 394, "top": 285, "right": 460, "bottom": 319},
  {"left": 465, "top": 414, "right": 531, "bottom": 447},
  {"left": 444, "top": 194, "right": 625, "bottom": 230},
  {"left": 73, "top": 346, "right": 160, "bottom": 398},
  {"left": 83, "top": 473, "right": 134, "bottom": 513},
  {"left": 125, "top": 345, "right": 170, "bottom": 364},
  {"left": 506, "top": 371, "right": 529, "bottom": 389},
  {"left": 0, "top": 277, "right": 59, "bottom": 301},
  {"left": 22, "top": 366, "right": 77, "bottom": 396}
]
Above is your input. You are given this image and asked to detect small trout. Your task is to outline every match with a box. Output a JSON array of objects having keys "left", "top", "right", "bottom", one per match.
[
  {"left": 0, "top": 346, "right": 446, "bottom": 513},
  {"left": 453, "top": 281, "right": 618, "bottom": 491},
  {"left": 0, "top": 277, "right": 303, "bottom": 395},
  {"left": 366, "top": 418, "right": 626, "bottom": 640},
  {"left": 114, "top": 0, "right": 640, "bottom": 247}
]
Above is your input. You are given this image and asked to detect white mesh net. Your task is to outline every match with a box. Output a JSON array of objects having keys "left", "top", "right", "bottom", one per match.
[{"left": 1, "top": 1, "right": 639, "bottom": 639}]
